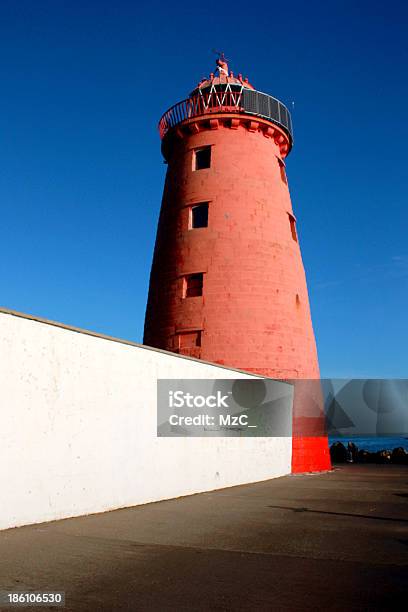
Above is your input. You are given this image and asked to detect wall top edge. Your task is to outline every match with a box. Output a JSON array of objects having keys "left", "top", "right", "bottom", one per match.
[{"left": 0, "top": 306, "right": 291, "bottom": 383}]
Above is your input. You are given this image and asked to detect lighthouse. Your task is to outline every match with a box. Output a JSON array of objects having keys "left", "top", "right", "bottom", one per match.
[{"left": 144, "top": 56, "right": 331, "bottom": 473}]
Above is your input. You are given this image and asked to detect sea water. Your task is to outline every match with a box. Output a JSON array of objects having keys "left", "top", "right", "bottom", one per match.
[{"left": 329, "top": 436, "right": 408, "bottom": 452}]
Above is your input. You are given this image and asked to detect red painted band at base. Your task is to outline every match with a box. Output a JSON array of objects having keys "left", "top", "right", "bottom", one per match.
[{"left": 291, "top": 436, "right": 332, "bottom": 473}]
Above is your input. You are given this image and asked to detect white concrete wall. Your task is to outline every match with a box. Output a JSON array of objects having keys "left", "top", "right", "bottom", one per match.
[{"left": 0, "top": 310, "right": 292, "bottom": 531}]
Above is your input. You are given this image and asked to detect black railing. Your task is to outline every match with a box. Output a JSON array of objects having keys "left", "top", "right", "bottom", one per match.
[{"left": 159, "top": 88, "right": 293, "bottom": 144}]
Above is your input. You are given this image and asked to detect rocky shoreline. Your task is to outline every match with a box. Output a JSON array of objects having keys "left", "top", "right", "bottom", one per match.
[{"left": 330, "top": 442, "right": 408, "bottom": 464}]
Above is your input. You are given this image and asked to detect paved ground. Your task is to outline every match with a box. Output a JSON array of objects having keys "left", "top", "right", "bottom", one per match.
[{"left": 0, "top": 465, "right": 407, "bottom": 611}]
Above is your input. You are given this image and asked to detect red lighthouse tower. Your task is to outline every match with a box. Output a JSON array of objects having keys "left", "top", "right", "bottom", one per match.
[{"left": 144, "top": 56, "right": 330, "bottom": 473}]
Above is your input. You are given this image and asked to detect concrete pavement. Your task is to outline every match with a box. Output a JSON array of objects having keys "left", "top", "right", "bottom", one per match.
[{"left": 0, "top": 465, "right": 407, "bottom": 610}]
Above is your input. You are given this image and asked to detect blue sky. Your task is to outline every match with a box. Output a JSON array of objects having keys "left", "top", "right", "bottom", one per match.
[{"left": 0, "top": 0, "right": 407, "bottom": 377}]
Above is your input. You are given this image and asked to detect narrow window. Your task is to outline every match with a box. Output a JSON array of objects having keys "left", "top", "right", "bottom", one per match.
[
  {"left": 184, "top": 273, "right": 203, "bottom": 297},
  {"left": 277, "top": 157, "right": 287, "bottom": 184},
  {"left": 288, "top": 214, "right": 298, "bottom": 242},
  {"left": 179, "top": 330, "right": 202, "bottom": 349},
  {"left": 191, "top": 203, "right": 209, "bottom": 229},
  {"left": 194, "top": 146, "right": 211, "bottom": 170}
]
